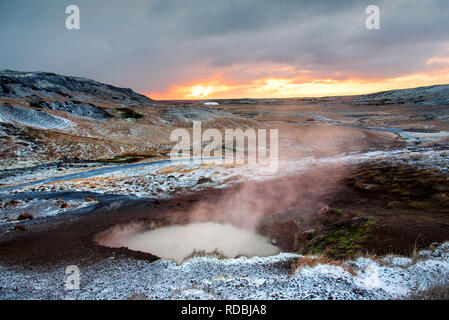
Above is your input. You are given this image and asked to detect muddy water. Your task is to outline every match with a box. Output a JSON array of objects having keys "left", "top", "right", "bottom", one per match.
[{"left": 110, "top": 222, "right": 280, "bottom": 264}]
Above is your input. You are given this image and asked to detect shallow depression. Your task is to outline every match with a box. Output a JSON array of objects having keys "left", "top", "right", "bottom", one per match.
[{"left": 113, "top": 222, "right": 280, "bottom": 264}]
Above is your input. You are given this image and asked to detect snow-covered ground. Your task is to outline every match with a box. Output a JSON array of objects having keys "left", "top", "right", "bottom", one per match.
[
  {"left": 0, "top": 162, "right": 114, "bottom": 187},
  {"left": 0, "top": 197, "right": 98, "bottom": 223},
  {"left": 2, "top": 147, "right": 447, "bottom": 198},
  {"left": 1, "top": 242, "right": 448, "bottom": 300}
]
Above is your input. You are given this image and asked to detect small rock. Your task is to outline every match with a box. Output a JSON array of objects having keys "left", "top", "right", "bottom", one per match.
[
  {"left": 197, "top": 177, "right": 212, "bottom": 185},
  {"left": 14, "top": 225, "right": 27, "bottom": 231},
  {"left": 318, "top": 205, "right": 329, "bottom": 215},
  {"left": 354, "top": 181, "right": 380, "bottom": 192},
  {"left": 17, "top": 213, "right": 34, "bottom": 221}
]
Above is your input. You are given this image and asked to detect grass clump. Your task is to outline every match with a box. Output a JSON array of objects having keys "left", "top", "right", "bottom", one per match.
[
  {"left": 407, "top": 281, "right": 449, "bottom": 300},
  {"left": 182, "top": 249, "right": 228, "bottom": 262},
  {"left": 290, "top": 255, "right": 356, "bottom": 276},
  {"left": 387, "top": 201, "right": 406, "bottom": 209},
  {"left": 331, "top": 208, "right": 343, "bottom": 214}
]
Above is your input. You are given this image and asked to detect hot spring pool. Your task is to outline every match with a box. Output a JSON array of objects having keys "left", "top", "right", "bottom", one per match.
[{"left": 100, "top": 222, "right": 280, "bottom": 264}]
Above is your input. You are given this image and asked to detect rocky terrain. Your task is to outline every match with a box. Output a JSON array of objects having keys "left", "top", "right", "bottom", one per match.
[
  {"left": 0, "top": 70, "right": 251, "bottom": 164},
  {"left": 1, "top": 70, "right": 449, "bottom": 300}
]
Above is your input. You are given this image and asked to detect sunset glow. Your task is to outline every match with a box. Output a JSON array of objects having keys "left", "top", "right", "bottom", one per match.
[{"left": 150, "top": 67, "right": 449, "bottom": 100}]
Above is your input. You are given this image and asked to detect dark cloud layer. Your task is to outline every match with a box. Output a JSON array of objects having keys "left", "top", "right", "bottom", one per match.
[{"left": 1, "top": 0, "right": 448, "bottom": 95}]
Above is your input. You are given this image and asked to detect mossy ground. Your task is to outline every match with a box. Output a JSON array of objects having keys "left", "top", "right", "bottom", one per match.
[
  {"left": 302, "top": 219, "right": 377, "bottom": 259},
  {"left": 289, "top": 163, "right": 449, "bottom": 260}
]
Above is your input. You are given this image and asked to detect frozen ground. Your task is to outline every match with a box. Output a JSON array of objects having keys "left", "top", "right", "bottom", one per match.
[
  {"left": 0, "top": 162, "right": 114, "bottom": 187},
  {"left": 2, "top": 146, "right": 447, "bottom": 198},
  {"left": 0, "top": 197, "right": 98, "bottom": 223},
  {"left": 1, "top": 242, "right": 448, "bottom": 300}
]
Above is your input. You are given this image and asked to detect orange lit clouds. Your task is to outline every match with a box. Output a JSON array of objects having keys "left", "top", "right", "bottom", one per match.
[{"left": 149, "top": 63, "right": 449, "bottom": 100}]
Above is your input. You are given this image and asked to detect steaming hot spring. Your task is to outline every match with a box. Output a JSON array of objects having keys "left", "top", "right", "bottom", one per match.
[{"left": 97, "top": 222, "right": 280, "bottom": 264}]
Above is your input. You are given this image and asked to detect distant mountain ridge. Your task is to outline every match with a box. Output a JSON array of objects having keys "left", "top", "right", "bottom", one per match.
[{"left": 353, "top": 84, "right": 449, "bottom": 106}]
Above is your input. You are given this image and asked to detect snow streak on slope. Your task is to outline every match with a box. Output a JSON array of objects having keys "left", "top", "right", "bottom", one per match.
[{"left": 0, "top": 104, "right": 73, "bottom": 130}]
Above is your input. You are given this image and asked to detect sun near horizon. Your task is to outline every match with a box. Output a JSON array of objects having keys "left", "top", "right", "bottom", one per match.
[{"left": 149, "top": 66, "right": 449, "bottom": 100}]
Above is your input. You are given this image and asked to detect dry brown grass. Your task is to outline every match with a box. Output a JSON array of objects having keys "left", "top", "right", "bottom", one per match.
[
  {"left": 47, "top": 176, "right": 116, "bottom": 185},
  {"left": 156, "top": 165, "right": 182, "bottom": 174},
  {"left": 156, "top": 165, "right": 199, "bottom": 174},
  {"left": 407, "top": 281, "right": 449, "bottom": 300},
  {"left": 182, "top": 249, "right": 229, "bottom": 262},
  {"left": 0, "top": 97, "right": 31, "bottom": 107},
  {"left": 199, "top": 162, "right": 216, "bottom": 168},
  {"left": 127, "top": 293, "right": 148, "bottom": 300},
  {"left": 290, "top": 255, "right": 356, "bottom": 276}
]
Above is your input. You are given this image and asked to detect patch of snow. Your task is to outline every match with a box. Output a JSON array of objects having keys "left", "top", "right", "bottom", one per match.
[
  {"left": 0, "top": 197, "right": 97, "bottom": 222},
  {"left": 0, "top": 105, "right": 73, "bottom": 130},
  {"left": 0, "top": 244, "right": 448, "bottom": 299},
  {"left": 382, "top": 256, "right": 413, "bottom": 268}
]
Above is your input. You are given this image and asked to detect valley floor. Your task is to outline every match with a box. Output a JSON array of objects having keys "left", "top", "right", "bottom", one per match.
[{"left": 1, "top": 99, "right": 449, "bottom": 300}]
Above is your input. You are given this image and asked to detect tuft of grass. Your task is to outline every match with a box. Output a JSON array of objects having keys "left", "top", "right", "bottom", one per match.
[
  {"left": 387, "top": 200, "right": 406, "bottom": 209},
  {"left": 330, "top": 208, "right": 343, "bottom": 214},
  {"left": 127, "top": 293, "right": 148, "bottom": 300},
  {"left": 407, "top": 281, "right": 449, "bottom": 300},
  {"left": 182, "top": 249, "right": 229, "bottom": 262},
  {"left": 290, "top": 255, "right": 356, "bottom": 276},
  {"left": 156, "top": 165, "right": 197, "bottom": 174}
]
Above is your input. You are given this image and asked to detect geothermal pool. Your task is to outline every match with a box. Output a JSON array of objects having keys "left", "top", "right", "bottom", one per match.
[{"left": 107, "top": 222, "right": 280, "bottom": 264}]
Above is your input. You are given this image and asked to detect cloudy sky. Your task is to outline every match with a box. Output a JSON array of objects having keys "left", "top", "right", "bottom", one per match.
[{"left": 1, "top": 0, "right": 449, "bottom": 99}]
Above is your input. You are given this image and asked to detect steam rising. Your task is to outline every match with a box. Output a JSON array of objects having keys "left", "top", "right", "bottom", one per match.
[
  {"left": 97, "top": 126, "right": 364, "bottom": 263},
  {"left": 110, "top": 222, "right": 280, "bottom": 264}
]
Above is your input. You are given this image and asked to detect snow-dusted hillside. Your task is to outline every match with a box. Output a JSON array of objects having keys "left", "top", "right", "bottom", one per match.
[
  {"left": 0, "top": 70, "right": 153, "bottom": 104},
  {"left": 0, "top": 70, "right": 250, "bottom": 162},
  {"left": 354, "top": 84, "right": 449, "bottom": 106}
]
